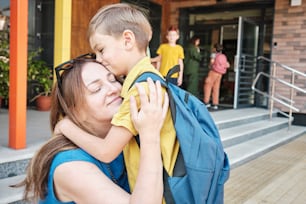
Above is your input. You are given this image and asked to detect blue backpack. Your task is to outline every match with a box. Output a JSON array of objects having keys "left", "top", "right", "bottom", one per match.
[{"left": 131, "top": 66, "right": 230, "bottom": 204}]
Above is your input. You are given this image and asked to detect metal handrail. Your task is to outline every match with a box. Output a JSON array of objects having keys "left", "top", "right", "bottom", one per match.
[{"left": 252, "top": 56, "right": 306, "bottom": 128}]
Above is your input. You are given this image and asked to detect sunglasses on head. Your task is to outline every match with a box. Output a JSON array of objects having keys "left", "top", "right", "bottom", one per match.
[{"left": 54, "top": 53, "right": 96, "bottom": 94}]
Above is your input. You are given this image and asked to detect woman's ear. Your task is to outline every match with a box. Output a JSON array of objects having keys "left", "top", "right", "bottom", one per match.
[{"left": 122, "top": 29, "right": 135, "bottom": 50}]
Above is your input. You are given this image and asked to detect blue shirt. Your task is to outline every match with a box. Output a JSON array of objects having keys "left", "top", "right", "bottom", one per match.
[{"left": 39, "top": 149, "right": 129, "bottom": 204}]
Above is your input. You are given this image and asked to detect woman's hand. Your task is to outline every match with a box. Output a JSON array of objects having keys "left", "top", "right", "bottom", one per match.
[
  {"left": 129, "top": 77, "right": 166, "bottom": 204},
  {"left": 130, "top": 77, "right": 169, "bottom": 139}
]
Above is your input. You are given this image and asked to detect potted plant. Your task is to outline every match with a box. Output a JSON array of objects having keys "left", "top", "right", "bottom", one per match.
[
  {"left": 0, "top": 55, "right": 9, "bottom": 108},
  {"left": 0, "top": 30, "right": 9, "bottom": 108},
  {"left": 27, "top": 48, "right": 53, "bottom": 111}
]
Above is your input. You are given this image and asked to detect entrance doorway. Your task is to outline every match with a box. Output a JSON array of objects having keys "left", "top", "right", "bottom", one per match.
[
  {"left": 222, "top": 17, "right": 259, "bottom": 108},
  {"left": 181, "top": 1, "right": 274, "bottom": 109}
]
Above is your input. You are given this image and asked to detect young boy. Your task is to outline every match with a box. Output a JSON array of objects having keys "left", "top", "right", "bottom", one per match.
[
  {"left": 56, "top": 3, "right": 179, "bottom": 195},
  {"left": 152, "top": 26, "right": 185, "bottom": 86}
]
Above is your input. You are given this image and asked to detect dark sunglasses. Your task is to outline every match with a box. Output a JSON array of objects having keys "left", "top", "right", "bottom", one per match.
[{"left": 55, "top": 53, "right": 96, "bottom": 93}]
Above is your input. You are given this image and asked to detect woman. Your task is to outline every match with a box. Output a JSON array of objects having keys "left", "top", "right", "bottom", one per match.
[
  {"left": 14, "top": 54, "right": 168, "bottom": 203},
  {"left": 184, "top": 35, "right": 202, "bottom": 97}
]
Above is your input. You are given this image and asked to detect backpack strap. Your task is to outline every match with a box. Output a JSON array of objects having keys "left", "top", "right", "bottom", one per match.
[
  {"left": 130, "top": 68, "right": 185, "bottom": 204},
  {"left": 134, "top": 136, "right": 176, "bottom": 204},
  {"left": 129, "top": 70, "right": 180, "bottom": 121},
  {"left": 129, "top": 72, "right": 168, "bottom": 89},
  {"left": 129, "top": 64, "right": 180, "bottom": 88},
  {"left": 165, "top": 64, "right": 180, "bottom": 81}
]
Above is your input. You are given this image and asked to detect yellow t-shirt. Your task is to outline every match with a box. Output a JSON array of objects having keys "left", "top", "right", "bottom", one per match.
[
  {"left": 111, "top": 57, "right": 179, "bottom": 192},
  {"left": 157, "top": 43, "right": 184, "bottom": 77}
]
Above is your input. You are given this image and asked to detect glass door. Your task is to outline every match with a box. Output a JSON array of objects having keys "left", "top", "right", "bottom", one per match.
[{"left": 233, "top": 16, "right": 259, "bottom": 109}]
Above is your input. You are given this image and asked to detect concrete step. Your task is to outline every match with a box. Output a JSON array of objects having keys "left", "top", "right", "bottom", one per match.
[
  {"left": 0, "top": 175, "right": 25, "bottom": 204},
  {"left": 220, "top": 117, "right": 289, "bottom": 148},
  {"left": 0, "top": 141, "right": 45, "bottom": 179},
  {"left": 211, "top": 107, "right": 277, "bottom": 130},
  {"left": 0, "top": 141, "right": 45, "bottom": 203},
  {"left": 225, "top": 125, "right": 306, "bottom": 169},
  {"left": 0, "top": 143, "right": 44, "bottom": 203}
]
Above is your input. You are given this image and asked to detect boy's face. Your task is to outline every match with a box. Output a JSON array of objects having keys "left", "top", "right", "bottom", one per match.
[
  {"left": 89, "top": 33, "right": 128, "bottom": 76},
  {"left": 166, "top": 30, "right": 179, "bottom": 44}
]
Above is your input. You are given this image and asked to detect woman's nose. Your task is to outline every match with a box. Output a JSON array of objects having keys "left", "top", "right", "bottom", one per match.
[{"left": 106, "top": 82, "right": 120, "bottom": 94}]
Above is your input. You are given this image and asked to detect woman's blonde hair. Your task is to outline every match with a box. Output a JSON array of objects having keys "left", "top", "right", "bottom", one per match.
[
  {"left": 13, "top": 61, "right": 100, "bottom": 202},
  {"left": 88, "top": 3, "right": 152, "bottom": 52}
]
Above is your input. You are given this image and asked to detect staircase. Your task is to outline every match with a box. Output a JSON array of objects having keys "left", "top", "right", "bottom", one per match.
[
  {"left": 210, "top": 108, "right": 306, "bottom": 169},
  {"left": 0, "top": 108, "right": 305, "bottom": 203},
  {"left": 0, "top": 142, "right": 43, "bottom": 204}
]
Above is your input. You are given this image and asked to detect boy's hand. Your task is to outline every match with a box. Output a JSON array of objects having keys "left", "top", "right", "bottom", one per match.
[
  {"left": 54, "top": 117, "right": 74, "bottom": 137},
  {"left": 130, "top": 78, "right": 169, "bottom": 136}
]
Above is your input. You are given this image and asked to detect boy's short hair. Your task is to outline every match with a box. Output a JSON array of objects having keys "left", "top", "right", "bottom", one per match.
[
  {"left": 168, "top": 25, "right": 179, "bottom": 33},
  {"left": 88, "top": 3, "right": 152, "bottom": 52}
]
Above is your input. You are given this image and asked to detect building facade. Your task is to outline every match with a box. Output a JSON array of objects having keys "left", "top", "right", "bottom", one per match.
[
  {"left": 1, "top": 0, "right": 305, "bottom": 148},
  {"left": 68, "top": 0, "right": 306, "bottom": 115}
]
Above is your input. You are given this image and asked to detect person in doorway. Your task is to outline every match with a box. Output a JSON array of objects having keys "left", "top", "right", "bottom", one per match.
[
  {"left": 54, "top": 4, "right": 179, "bottom": 203},
  {"left": 203, "top": 43, "right": 230, "bottom": 110},
  {"left": 13, "top": 56, "right": 167, "bottom": 203},
  {"left": 183, "top": 35, "right": 202, "bottom": 97},
  {"left": 151, "top": 25, "right": 185, "bottom": 86}
]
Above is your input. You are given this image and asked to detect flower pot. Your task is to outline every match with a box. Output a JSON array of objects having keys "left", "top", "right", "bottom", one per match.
[{"left": 35, "top": 95, "right": 51, "bottom": 111}]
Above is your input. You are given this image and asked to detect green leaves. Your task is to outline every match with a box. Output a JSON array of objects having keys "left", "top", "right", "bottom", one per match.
[
  {"left": 0, "top": 31, "right": 9, "bottom": 99},
  {"left": 27, "top": 48, "right": 53, "bottom": 99}
]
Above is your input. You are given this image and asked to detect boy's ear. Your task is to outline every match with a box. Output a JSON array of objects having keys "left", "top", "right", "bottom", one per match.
[{"left": 122, "top": 29, "right": 135, "bottom": 50}]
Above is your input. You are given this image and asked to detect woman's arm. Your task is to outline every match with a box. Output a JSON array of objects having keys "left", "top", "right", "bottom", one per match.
[
  {"left": 191, "top": 46, "right": 202, "bottom": 61},
  {"left": 129, "top": 78, "right": 167, "bottom": 204},
  {"left": 54, "top": 79, "right": 167, "bottom": 204}
]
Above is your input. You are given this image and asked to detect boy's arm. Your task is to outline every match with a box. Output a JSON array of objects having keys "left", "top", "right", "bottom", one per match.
[
  {"left": 154, "top": 45, "right": 162, "bottom": 71},
  {"left": 55, "top": 119, "right": 133, "bottom": 163},
  {"left": 150, "top": 55, "right": 161, "bottom": 70},
  {"left": 151, "top": 55, "right": 161, "bottom": 71},
  {"left": 177, "top": 58, "right": 184, "bottom": 86},
  {"left": 156, "top": 55, "right": 161, "bottom": 71},
  {"left": 150, "top": 55, "right": 160, "bottom": 63}
]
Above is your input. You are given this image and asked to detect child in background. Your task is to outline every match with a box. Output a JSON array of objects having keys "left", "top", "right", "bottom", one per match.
[
  {"left": 152, "top": 26, "right": 184, "bottom": 86},
  {"left": 203, "top": 43, "right": 230, "bottom": 110},
  {"left": 55, "top": 3, "right": 179, "bottom": 199},
  {"left": 184, "top": 35, "right": 201, "bottom": 97}
]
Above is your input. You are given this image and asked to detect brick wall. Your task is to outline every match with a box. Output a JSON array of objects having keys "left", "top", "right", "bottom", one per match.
[
  {"left": 70, "top": 0, "right": 306, "bottom": 114},
  {"left": 272, "top": 0, "right": 306, "bottom": 113},
  {"left": 165, "top": 0, "right": 259, "bottom": 34},
  {"left": 71, "top": 0, "right": 120, "bottom": 58}
]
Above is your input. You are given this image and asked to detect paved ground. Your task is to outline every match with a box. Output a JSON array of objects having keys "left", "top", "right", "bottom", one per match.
[
  {"left": 0, "top": 108, "right": 51, "bottom": 148},
  {"left": 225, "top": 133, "right": 306, "bottom": 204}
]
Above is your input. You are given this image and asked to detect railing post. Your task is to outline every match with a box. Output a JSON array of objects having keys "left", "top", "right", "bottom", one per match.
[
  {"left": 269, "top": 62, "right": 276, "bottom": 119},
  {"left": 254, "top": 56, "right": 306, "bottom": 129},
  {"left": 289, "top": 72, "right": 295, "bottom": 129}
]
